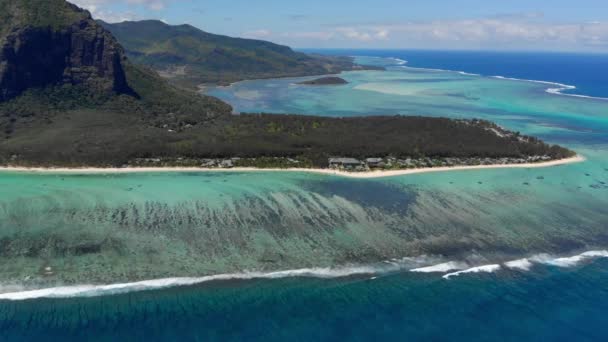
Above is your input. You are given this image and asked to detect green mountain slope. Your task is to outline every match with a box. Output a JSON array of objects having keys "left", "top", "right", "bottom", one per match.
[
  {"left": 0, "top": 0, "right": 87, "bottom": 33},
  {"left": 99, "top": 20, "right": 366, "bottom": 86},
  {"left": 0, "top": 0, "right": 232, "bottom": 128}
]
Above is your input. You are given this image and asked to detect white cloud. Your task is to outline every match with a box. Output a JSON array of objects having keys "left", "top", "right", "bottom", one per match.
[
  {"left": 281, "top": 31, "right": 335, "bottom": 41},
  {"left": 71, "top": 0, "right": 172, "bottom": 22},
  {"left": 67, "top": 2, "right": 608, "bottom": 51},
  {"left": 72, "top": 0, "right": 170, "bottom": 10},
  {"left": 275, "top": 16, "right": 608, "bottom": 50}
]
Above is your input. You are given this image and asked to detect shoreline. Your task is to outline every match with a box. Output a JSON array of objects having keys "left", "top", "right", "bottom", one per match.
[
  {"left": 205, "top": 55, "right": 608, "bottom": 102},
  {"left": 0, "top": 156, "right": 585, "bottom": 178}
]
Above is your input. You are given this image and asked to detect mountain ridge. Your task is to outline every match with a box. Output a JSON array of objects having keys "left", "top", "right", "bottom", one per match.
[
  {"left": 0, "top": 0, "right": 132, "bottom": 101},
  {"left": 99, "top": 19, "right": 371, "bottom": 87},
  {"left": 0, "top": 0, "right": 232, "bottom": 131}
]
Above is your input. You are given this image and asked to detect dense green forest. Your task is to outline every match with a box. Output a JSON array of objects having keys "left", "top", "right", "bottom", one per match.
[
  {"left": 0, "top": 105, "right": 574, "bottom": 167},
  {"left": 99, "top": 20, "right": 376, "bottom": 87}
]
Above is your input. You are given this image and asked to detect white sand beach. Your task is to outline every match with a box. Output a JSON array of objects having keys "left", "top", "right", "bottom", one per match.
[{"left": 0, "top": 155, "right": 585, "bottom": 179}]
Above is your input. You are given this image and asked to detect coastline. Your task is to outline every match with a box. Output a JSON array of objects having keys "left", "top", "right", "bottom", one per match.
[
  {"left": 0, "top": 155, "right": 585, "bottom": 178},
  {"left": 206, "top": 54, "right": 608, "bottom": 103}
]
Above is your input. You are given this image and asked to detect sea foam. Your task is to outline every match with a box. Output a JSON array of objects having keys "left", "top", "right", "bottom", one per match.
[
  {"left": 491, "top": 75, "right": 608, "bottom": 100},
  {"left": 443, "top": 264, "right": 502, "bottom": 280},
  {"left": 3, "top": 251, "right": 607, "bottom": 300},
  {"left": 410, "top": 261, "right": 468, "bottom": 273},
  {"left": 503, "top": 250, "right": 608, "bottom": 271},
  {"left": 0, "top": 260, "right": 431, "bottom": 301},
  {"left": 532, "top": 250, "right": 608, "bottom": 268},
  {"left": 458, "top": 71, "right": 481, "bottom": 76},
  {"left": 391, "top": 58, "right": 408, "bottom": 65},
  {"left": 0, "top": 268, "right": 380, "bottom": 301},
  {"left": 504, "top": 258, "right": 534, "bottom": 271}
]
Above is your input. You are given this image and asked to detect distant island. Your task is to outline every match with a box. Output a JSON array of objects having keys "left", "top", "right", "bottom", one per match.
[
  {"left": 298, "top": 77, "right": 349, "bottom": 85},
  {"left": 0, "top": 0, "right": 575, "bottom": 171}
]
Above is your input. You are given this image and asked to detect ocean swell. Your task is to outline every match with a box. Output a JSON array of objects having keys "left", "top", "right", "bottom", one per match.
[
  {"left": 503, "top": 250, "right": 608, "bottom": 271},
  {"left": 443, "top": 265, "right": 502, "bottom": 280},
  {"left": 0, "top": 268, "right": 379, "bottom": 301},
  {"left": 410, "top": 261, "right": 468, "bottom": 273}
]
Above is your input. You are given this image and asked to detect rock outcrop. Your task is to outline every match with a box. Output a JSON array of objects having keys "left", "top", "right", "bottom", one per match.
[{"left": 0, "top": 1, "right": 131, "bottom": 101}]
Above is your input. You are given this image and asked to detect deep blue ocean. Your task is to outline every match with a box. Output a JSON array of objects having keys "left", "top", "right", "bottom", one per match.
[
  {"left": 2, "top": 261, "right": 608, "bottom": 341},
  {"left": 2, "top": 50, "right": 608, "bottom": 341}
]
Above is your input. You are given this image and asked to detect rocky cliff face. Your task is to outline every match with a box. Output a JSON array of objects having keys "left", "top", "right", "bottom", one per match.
[{"left": 0, "top": 7, "right": 131, "bottom": 102}]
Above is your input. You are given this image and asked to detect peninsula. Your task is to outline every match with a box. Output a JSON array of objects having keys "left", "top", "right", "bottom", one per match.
[{"left": 0, "top": 0, "right": 575, "bottom": 171}]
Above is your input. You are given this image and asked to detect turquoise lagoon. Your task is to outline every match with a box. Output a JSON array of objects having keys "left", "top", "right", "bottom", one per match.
[
  {"left": 1, "top": 54, "right": 608, "bottom": 340},
  {"left": 1, "top": 56, "right": 607, "bottom": 287}
]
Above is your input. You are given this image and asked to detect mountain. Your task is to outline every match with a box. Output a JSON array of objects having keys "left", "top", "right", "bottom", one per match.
[
  {"left": 99, "top": 20, "right": 368, "bottom": 87},
  {"left": 0, "top": 0, "right": 232, "bottom": 127},
  {"left": 0, "top": 0, "right": 131, "bottom": 101},
  {"left": 0, "top": 0, "right": 573, "bottom": 168}
]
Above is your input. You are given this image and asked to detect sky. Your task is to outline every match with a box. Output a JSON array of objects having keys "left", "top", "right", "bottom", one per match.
[{"left": 71, "top": 0, "right": 608, "bottom": 52}]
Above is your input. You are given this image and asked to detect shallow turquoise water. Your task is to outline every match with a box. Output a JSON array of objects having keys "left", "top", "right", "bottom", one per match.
[
  {"left": 2, "top": 54, "right": 608, "bottom": 340},
  {"left": 1, "top": 56, "right": 607, "bottom": 286}
]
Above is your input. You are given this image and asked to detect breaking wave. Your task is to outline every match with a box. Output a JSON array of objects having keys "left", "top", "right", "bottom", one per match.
[
  {"left": 443, "top": 264, "right": 502, "bottom": 280},
  {"left": 0, "top": 257, "right": 434, "bottom": 301},
  {"left": 531, "top": 250, "right": 608, "bottom": 268},
  {"left": 491, "top": 75, "right": 608, "bottom": 100},
  {"left": 410, "top": 261, "right": 468, "bottom": 273},
  {"left": 0, "top": 268, "right": 380, "bottom": 301},
  {"left": 391, "top": 57, "right": 408, "bottom": 65},
  {"left": 503, "top": 250, "right": 608, "bottom": 271},
  {"left": 458, "top": 71, "right": 481, "bottom": 76},
  {"left": 504, "top": 258, "right": 534, "bottom": 271},
  {"left": 1, "top": 251, "right": 607, "bottom": 301}
]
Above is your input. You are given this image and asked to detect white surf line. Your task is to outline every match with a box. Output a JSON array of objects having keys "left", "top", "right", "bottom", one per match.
[
  {"left": 504, "top": 258, "right": 534, "bottom": 271},
  {"left": 352, "top": 54, "right": 608, "bottom": 100},
  {"left": 0, "top": 156, "right": 585, "bottom": 179},
  {"left": 0, "top": 266, "right": 388, "bottom": 301},
  {"left": 442, "top": 264, "right": 502, "bottom": 280},
  {"left": 3, "top": 250, "right": 608, "bottom": 300},
  {"left": 491, "top": 75, "right": 608, "bottom": 101},
  {"left": 390, "top": 57, "right": 407, "bottom": 65},
  {"left": 417, "top": 250, "right": 608, "bottom": 280},
  {"left": 410, "top": 261, "right": 468, "bottom": 273},
  {"left": 531, "top": 250, "right": 608, "bottom": 268},
  {"left": 2, "top": 256, "right": 451, "bottom": 301},
  {"left": 504, "top": 250, "right": 608, "bottom": 271}
]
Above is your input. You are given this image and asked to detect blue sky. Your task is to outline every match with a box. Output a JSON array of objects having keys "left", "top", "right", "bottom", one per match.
[{"left": 72, "top": 0, "right": 608, "bottom": 51}]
